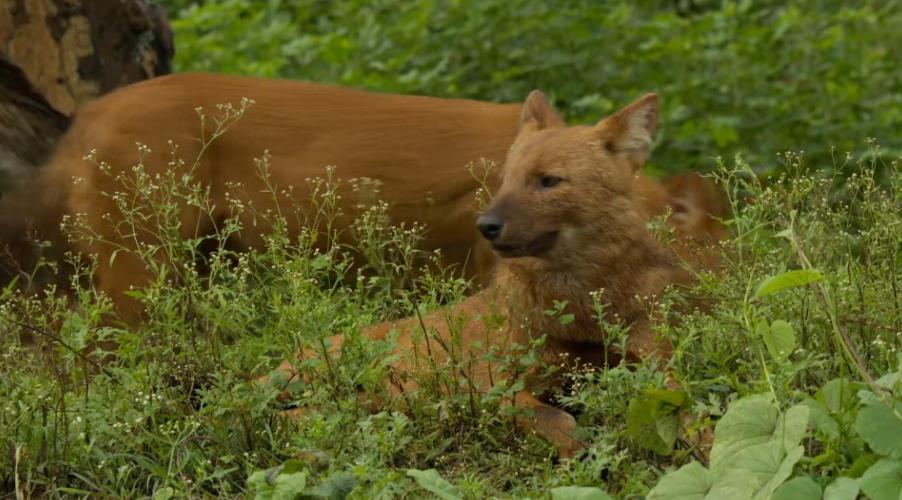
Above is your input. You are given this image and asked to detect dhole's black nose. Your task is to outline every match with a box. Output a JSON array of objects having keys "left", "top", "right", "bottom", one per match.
[{"left": 477, "top": 213, "right": 504, "bottom": 241}]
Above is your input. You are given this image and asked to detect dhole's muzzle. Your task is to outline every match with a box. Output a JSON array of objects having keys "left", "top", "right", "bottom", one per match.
[{"left": 477, "top": 201, "right": 560, "bottom": 258}]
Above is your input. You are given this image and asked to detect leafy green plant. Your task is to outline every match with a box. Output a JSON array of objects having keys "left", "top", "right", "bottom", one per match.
[
  {"left": 640, "top": 360, "right": 902, "bottom": 500},
  {"left": 549, "top": 485, "right": 615, "bottom": 500},
  {"left": 247, "top": 459, "right": 356, "bottom": 500},
  {"left": 626, "top": 389, "right": 689, "bottom": 457},
  {"left": 647, "top": 394, "right": 808, "bottom": 499},
  {"left": 406, "top": 468, "right": 463, "bottom": 500}
]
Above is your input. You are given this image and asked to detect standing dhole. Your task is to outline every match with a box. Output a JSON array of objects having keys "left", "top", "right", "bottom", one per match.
[
  {"left": 268, "top": 90, "right": 725, "bottom": 456},
  {"left": 0, "top": 73, "right": 520, "bottom": 320}
]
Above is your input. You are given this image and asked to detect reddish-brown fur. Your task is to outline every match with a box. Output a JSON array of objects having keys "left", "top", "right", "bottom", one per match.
[
  {"left": 1, "top": 73, "right": 521, "bottom": 319},
  {"left": 269, "top": 91, "right": 725, "bottom": 456},
  {"left": 0, "top": 73, "right": 724, "bottom": 325}
]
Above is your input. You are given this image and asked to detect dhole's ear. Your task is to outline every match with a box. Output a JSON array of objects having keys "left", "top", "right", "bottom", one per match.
[
  {"left": 520, "top": 90, "right": 565, "bottom": 131},
  {"left": 597, "top": 93, "right": 659, "bottom": 171}
]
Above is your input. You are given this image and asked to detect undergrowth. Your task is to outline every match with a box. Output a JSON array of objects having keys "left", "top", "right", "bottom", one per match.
[{"left": 2, "top": 104, "right": 902, "bottom": 498}]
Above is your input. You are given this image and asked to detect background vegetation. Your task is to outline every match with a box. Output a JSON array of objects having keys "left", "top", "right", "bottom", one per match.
[
  {"left": 2, "top": 0, "right": 902, "bottom": 498},
  {"left": 158, "top": 0, "right": 901, "bottom": 175}
]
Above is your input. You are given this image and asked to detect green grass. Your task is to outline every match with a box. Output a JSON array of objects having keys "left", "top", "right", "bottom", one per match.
[
  {"left": 2, "top": 110, "right": 902, "bottom": 498},
  {"left": 3, "top": 2, "right": 901, "bottom": 497}
]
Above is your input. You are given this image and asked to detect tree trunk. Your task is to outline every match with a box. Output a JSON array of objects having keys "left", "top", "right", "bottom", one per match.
[{"left": 0, "top": 0, "right": 174, "bottom": 183}]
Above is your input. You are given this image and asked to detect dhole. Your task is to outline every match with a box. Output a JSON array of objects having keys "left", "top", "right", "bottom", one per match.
[
  {"left": 0, "top": 73, "right": 520, "bottom": 320},
  {"left": 0, "top": 73, "right": 720, "bottom": 323},
  {"left": 267, "top": 91, "right": 725, "bottom": 456}
]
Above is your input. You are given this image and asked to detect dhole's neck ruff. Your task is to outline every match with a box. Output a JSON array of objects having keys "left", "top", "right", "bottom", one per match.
[{"left": 496, "top": 214, "right": 675, "bottom": 347}]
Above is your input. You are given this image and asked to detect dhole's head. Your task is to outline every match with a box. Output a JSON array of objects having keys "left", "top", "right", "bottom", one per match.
[{"left": 477, "top": 90, "right": 659, "bottom": 264}]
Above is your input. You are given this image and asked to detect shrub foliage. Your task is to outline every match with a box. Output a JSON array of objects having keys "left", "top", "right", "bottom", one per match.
[{"left": 159, "top": 0, "right": 901, "bottom": 174}]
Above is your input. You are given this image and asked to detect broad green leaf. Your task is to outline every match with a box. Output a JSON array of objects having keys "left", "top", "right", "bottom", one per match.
[
  {"left": 248, "top": 466, "right": 309, "bottom": 500},
  {"left": 818, "top": 378, "right": 864, "bottom": 414},
  {"left": 772, "top": 476, "right": 823, "bottom": 500},
  {"left": 849, "top": 453, "right": 880, "bottom": 478},
  {"left": 406, "top": 469, "right": 463, "bottom": 500},
  {"left": 754, "top": 269, "right": 825, "bottom": 299},
  {"left": 549, "top": 486, "right": 615, "bottom": 500},
  {"left": 876, "top": 370, "right": 902, "bottom": 391},
  {"left": 761, "top": 320, "right": 796, "bottom": 362},
  {"left": 854, "top": 399, "right": 902, "bottom": 460},
  {"left": 823, "top": 477, "right": 859, "bottom": 500},
  {"left": 305, "top": 473, "right": 357, "bottom": 500},
  {"left": 626, "top": 389, "right": 688, "bottom": 456},
  {"left": 281, "top": 459, "right": 312, "bottom": 474},
  {"left": 860, "top": 458, "right": 902, "bottom": 500},
  {"left": 800, "top": 399, "right": 840, "bottom": 439},
  {"left": 647, "top": 461, "right": 712, "bottom": 500},
  {"left": 272, "top": 471, "right": 308, "bottom": 500},
  {"left": 710, "top": 395, "right": 779, "bottom": 474},
  {"left": 711, "top": 396, "right": 808, "bottom": 477},
  {"left": 648, "top": 433, "right": 806, "bottom": 499},
  {"left": 715, "top": 441, "right": 805, "bottom": 499},
  {"left": 778, "top": 404, "right": 812, "bottom": 451},
  {"left": 627, "top": 405, "right": 680, "bottom": 456},
  {"left": 248, "top": 470, "right": 275, "bottom": 500},
  {"left": 655, "top": 413, "right": 681, "bottom": 455},
  {"left": 858, "top": 388, "right": 885, "bottom": 407},
  {"left": 152, "top": 487, "right": 175, "bottom": 500},
  {"left": 754, "top": 444, "right": 806, "bottom": 499}
]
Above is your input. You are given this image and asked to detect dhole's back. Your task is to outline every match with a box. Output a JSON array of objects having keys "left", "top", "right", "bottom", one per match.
[
  {"left": 50, "top": 73, "right": 521, "bottom": 250},
  {"left": 24, "top": 73, "right": 522, "bottom": 319}
]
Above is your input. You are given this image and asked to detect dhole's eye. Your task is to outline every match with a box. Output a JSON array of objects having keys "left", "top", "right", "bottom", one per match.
[{"left": 539, "top": 175, "right": 563, "bottom": 189}]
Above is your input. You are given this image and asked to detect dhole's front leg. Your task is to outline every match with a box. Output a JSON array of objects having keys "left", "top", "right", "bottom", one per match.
[
  {"left": 624, "top": 318, "right": 673, "bottom": 364},
  {"left": 261, "top": 337, "right": 586, "bottom": 458},
  {"left": 513, "top": 391, "right": 583, "bottom": 458},
  {"left": 94, "top": 252, "right": 153, "bottom": 324}
]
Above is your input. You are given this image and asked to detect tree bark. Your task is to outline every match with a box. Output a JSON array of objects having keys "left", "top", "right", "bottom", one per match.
[{"left": 0, "top": 0, "right": 174, "bottom": 183}]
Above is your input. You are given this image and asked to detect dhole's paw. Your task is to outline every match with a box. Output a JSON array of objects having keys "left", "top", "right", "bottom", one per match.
[
  {"left": 519, "top": 404, "right": 584, "bottom": 458},
  {"left": 535, "top": 405, "right": 584, "bottom": 458}
]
